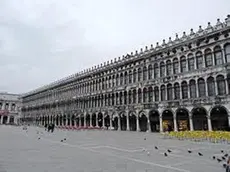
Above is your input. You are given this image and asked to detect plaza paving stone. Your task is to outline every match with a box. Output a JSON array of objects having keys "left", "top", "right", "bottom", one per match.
[{"left": 0, "top": 125, "right": 229, "bottom": 172}]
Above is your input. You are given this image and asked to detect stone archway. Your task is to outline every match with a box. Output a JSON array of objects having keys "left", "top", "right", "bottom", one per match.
[
  {"left": 210, "top": 106, "right": 229, "bottom": 131},
  {"left": 80, "top": 114, "right": 84, "bottom": 127},
  {"left": 129, "top": 112, "right": 137, "bottom": 131},
  {"left": 71, "top": 115, "right": 75, "bottom": 126},
  {"left": 2, "top": 116, "right": 7, "bottom": 124},
  {"left": 56, "top": 116, "right": 59, "bottom": 126},
  {"left": 98, "top": 113, "right": 103, "bottom": 128},
  {"left": 162, "top": 110, "right": 174, "bottom": 131},
  {"left": 86, "top": 114, "right": 90, "bottom": 127},
  {"left": 176, "top": 108, "right": 190, "bottom": 131},
  {"left": 63, "top": 115, "right": 66, "bottom": 126},
  {"left": 149, "top": 110, "right": 160, "bottom": 132},
  {"left": 112, "top": 116, "right": 119, "bottom": 130},
  {"left": 92, "top": 114, "right": 96, "bottom": 127},
  {"left": 9, "top": 116, "right": 14, "bottom": 124},
  {"left": 139, "top": 113, "right": 147, "bottom": 132},
  {"left": 104, "top": 115, "right": 110, "bottom": 128},
  {"left": 119, "top": 112, "right": 127, "bottom": 131},
  {"left": 192, "top": 107, "right": 208, "bottom": 131}
]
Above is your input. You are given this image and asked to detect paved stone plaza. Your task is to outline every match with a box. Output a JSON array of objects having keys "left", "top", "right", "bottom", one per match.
[{"left": 0, "top": 126, "right": 229, "bottom": 172}]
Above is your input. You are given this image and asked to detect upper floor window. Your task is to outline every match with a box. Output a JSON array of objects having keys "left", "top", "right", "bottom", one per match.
[
  {"left": 166, "top": 60, "right": 172, "bottom": 75},
  {"left": 148, "top": 65, "right": 152, "bottom": 80},
  {"left": 173, "top": 58, "right": 179, "bottom": 74},
  {"left": 143, "top": 66, "right": 147, "bottom": 81},
  {"left": 188, "top": 54, "right": 195, "bottom": 71},
  {"left": 128, "top": 70, "right": 132, "bottom": 84},
  {"left": 204, "top": 49, "right": 213, "bottom": 67},
  {"left": 133, "top": 69, "right": 137, "bottom": 83},
  {"left": 138, "top": 68, "right": 142, "bottom": 81},
  {"left": 160, "top": 62, "right": 165, "bottom": 77},
  {"left": 196, "top": 52, "right": 203, "bottom": 69},
  {"left": 214, "top": 46, "right": 223, "bottom": 65},
  {"left": 154, "top": 63, "right": 159, "bottom": 78},
  {"left": 180, "top": 56, "right": 187, "bottom": 73},
  {"left": 224, "top": 43, "right": 230, "bottom": 63}
]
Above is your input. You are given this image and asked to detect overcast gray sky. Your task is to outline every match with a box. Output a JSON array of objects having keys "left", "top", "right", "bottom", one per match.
[{"left": 0, "top": 0, "right": 229, "bottom": 94}]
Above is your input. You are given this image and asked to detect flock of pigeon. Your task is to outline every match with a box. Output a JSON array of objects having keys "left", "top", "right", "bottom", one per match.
[
  {"left": 28, "top": 128, "right": 230, "bottom": 171},
  {"left": 142, "top": 137, "right": 230, "bottom": 170}
]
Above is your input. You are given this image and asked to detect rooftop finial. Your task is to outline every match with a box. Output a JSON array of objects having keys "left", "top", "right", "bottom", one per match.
[
  {"left": 226, "top": 14, "right": 230, "bottom": 26},
  {"left": 135, "top": 50, "right": 138, "bottom": 55},
  {"left": 145, "top": 46, "right": 148, "bottom": 51},
  {"left": 150, "top": 44, "right": 153, "bottom": 49},
  {"left": 175, "top": 33, "right": 179, "bottom": 41},
  {"left": 198, "top": 25, "right": 203, "bottom": 32},
  {"left": 162, "top": 39, "right": 166, "bottom": 46},
  {"left": 190, "top": 28, "right": 195, "bottom": 35},
  {"left": 140, "top": 48, "right": 143, "bottom": 53},
  {"left": 182, "top": 31, "right": 186, "bottom": 38}
]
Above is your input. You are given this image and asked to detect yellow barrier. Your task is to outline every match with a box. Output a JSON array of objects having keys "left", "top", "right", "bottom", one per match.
[{"left": 163, "top": 131, "right": 230, "bottom": 143}]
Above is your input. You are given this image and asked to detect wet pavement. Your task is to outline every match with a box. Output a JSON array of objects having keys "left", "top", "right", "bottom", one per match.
[{"left": 0, "top": 125, "right": 229, "bottom": 172}]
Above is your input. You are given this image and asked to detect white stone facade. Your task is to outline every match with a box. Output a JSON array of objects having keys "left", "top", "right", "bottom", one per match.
[
  {"left": 0, "top": 92, "right": 20, "bottom": 124},
  {"left": 21, "top": 15, "right": 230, "bottom": 132}
]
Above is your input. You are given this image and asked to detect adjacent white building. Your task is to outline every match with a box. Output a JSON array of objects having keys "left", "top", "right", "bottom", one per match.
[{"left": 0, "top": 92, "right": 20, "bottom": 124}]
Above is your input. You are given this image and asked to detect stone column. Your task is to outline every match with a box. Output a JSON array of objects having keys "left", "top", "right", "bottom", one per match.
[
  {"left": 189, "top": 113, "right": 194, "bottom": 131},
  {"left": 207, "top": 115, "right": 212, "bottom": 131},
  {"left": 0, "top": 116, "right": 3, "bottom": 124},
  {"left": 196, "top": 82, "right": 199, "bottom": 97},
  {"left": 90, "top": 114, "right": 92, "bottom": 127},
  {"left": 228, "top": 115, "right": 230, "bottom": 128},
  {"left": 96, "top": 114, "right": 98, "bottom": 127},
  {"left": 7, "top": 116, "right": 10, "bottom": 124},
  {"left": 173, "top": 113, "right": 178, "bottom": 132},
  {"left": 215, "top": 79, "right": 218, "bottom": 96},
  {"left": 126, "top": 111, "right": 130, "bottom": 131},
  {"left": 84, "top": 113, "right": 87, "bottom": 127},
  {"left": 102, "top": 113, "right": 105, "bottom": 128},
  {"left": 118, "top": 115, "right": 121, "bottom": 131},
  {"left": 79, "top": 116, "right": 82, "bottom": 127},
  {"left": 159, "top": 116, "right": 163, "bottom": 132},
  {"left": 109, "top": 115, "right": 113, "bottom": 129},
  {"left": 226, "top": 79, "right": 229, "bottom": 95},
  {"left": 136, "top": 115, "right": 140, "bottom": 132},
  {"left": 222, "top": 48, "right": 226, "bottom": 64},
  {"left": 205, "top": 81, "right": 208, "bottom": 97}
]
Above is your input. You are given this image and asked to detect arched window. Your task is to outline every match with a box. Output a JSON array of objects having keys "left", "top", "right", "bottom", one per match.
[
  {"left": 181, "top": 81, "right": 188, "bottom": 99},
  {"left": 174, "top": 83, "right": 180, "bottom": 99},
  {"left": 128, "top": 70, "right": 132, "bottom": 84},
  {"left": 160, "top": 62, "right": 165, "bottom": 77},
  {"left": 138, "top": 68, "right": 142, "bottom": 81},
  {"left": 180, "top": 56, "right": 187, "bottom": 73},
  {"left": 173, "top": 58, "right": 179, "bottom": 74},
  {"left": 198, "top": 78, "right": 206, "bottom": 97},
  {"left": 207, "top": 76, "right": 215, "bottom": 96},
  {"left": 120, "top": 73, "right": 123, "bottom": 85},
  {"left": 138, "top": 88, "right": 142, "bottom": 103},
  {"left": 160, "top": 85, "right": 166, "bottom": 101},
  {"left": 148, "top": 65, "right": 152, "bottom": 80},
  {"left": 143, "top": 66, "right": 147, "bottom": 81},
  {"left": 196, "top": 51, "right": 203, "bottom": 69},
  {"left": 167, "top": 84, "right": 173, "bottom": 100},
  {"left": 204, "top": 48, "right": 213, "bottom": 67},
  {"left": 214, "top": 46, "right": 223, "bottom": 65},
  {"left": 116, "top": 74, "right": 119, "bottom": 86},
  {"left": 148, "top": 87, "right": 153, "bottom": 102},
  {"left": 166, "top": 60, "right": 172, "bottom": 75},
  {"left": 154, "top": 63, "right": 159, "bottom": 78},
  {"left": 133, "top": 90, "right": 136, "bottom": 104},
  {"left": 119, "top": 92, "right": 123, "bottom": 105},
  {"left": 124, "top": 91, "right": 127, "bottom": 105},
  {"left": 224, "top": 44, "right": 230, "bottom": 63},
  {"left": 216, "top": 75, "right": 226, "bottom": 95},
  {"left": 188, "top": 53, "right": 195, "bottom": 71},
  {"left": 116, "top": 92, "right": 119, "bottom": 105},
  {"left": 112, "top": 75, "right": 115, "bottom": 87},
  {"left": 128, "top": 90, "right": 132, "bottom": 104},
  {"left": 143, "top": 88, "right": 147, "bottom": 103},
  {"left": 133, "top": 69, "right": 137, "bottom": 83},
  {"left": 124, "top": 72, "right": 128, "bottom": 85},
  {"left": 154, "top": 86, "right": 159, "bottom": 101},
  {"left": 112, "top": 93, "right": 115, "bottom": 105}
]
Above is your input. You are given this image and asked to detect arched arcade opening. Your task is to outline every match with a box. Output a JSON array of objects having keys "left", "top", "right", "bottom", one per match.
[
  {"left": 210, "top": 106, "right": 229, "bottom": 131},
  {"left": 192, "top": 107, "right": 208, "bottom": 131},
  {"left": 149, "top": 110, "right": 160, "bottom": 132}
]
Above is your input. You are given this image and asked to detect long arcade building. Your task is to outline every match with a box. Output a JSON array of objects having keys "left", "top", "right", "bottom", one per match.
[{"left": 21, "top": 15, "right": 230, "bottom": 132}]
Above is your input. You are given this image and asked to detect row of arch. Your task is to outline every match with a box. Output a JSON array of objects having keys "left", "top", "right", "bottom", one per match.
[
  {"left": 58, "top": 75, "right": 228, "bottom": 109},
  {"left": 76, "top": 44, "right": 230, "bottom": 94},
  {"left": 33, "top": 106, "right": 230, "bottom": 132}
]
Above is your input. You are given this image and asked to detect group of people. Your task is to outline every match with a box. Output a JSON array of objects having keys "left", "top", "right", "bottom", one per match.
[{"left": 44, "top": 123, "right": 55, "bottom": 133}]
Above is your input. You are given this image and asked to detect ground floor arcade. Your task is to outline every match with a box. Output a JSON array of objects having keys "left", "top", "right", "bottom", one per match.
[
  {"left": 0, "top": 115, "right": 16, "bottom": 124},
  {"left": 23, "top": 105, "right": 230, "bottom": 132}
]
